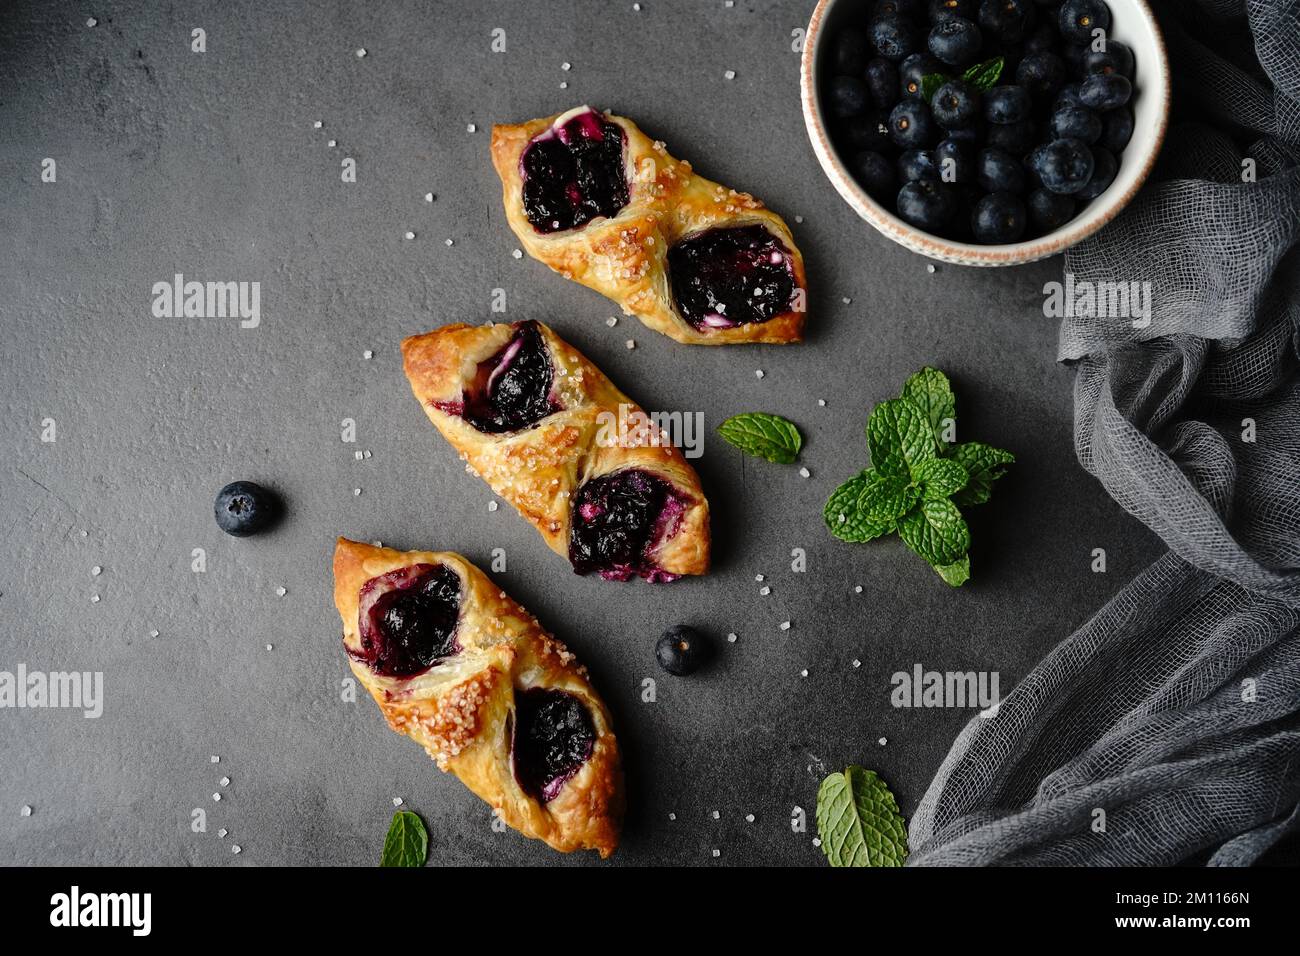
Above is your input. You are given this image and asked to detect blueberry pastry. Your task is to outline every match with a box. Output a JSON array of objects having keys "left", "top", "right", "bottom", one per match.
[
  {"left": 401, "top": 320, "right": 710, "bottom": 582},
  {"left": 333, "top": 537, "right": 624, "bottom": 857},
  {"left": 490, "top": 106, "right": 808, "bottom": 345}
]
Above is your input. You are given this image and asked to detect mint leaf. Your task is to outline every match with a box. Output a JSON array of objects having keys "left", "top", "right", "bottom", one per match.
[
  {"left": 962, "top": 56, "right": 1005, "bottom": 91},
  {"left": 914, "top": 458, "right": 968, "bottom": 500},
  {"left": 933, "top": 553, "right": 971, "bottom": 588},
  {"left": 824, "top": 471, "right": 893, "bottom": 543},
  {"left": 858, "top": 471, "right": 920, "bottom": 522},
  {"left": 901, "top": 366, "right": 956, "bottom": 450},
  {"left": 718, "top": 412, "right": 802, "bottom": 464},
  {"left": 950, "top": 442, "right": 1015, "bottom": 505},
  {"left": 867, "top": 398, "right": 936, "bottom": 478},
  {"left": 380, "top": 809, "right": 428, "bottom": 867},
  {"left": 815, "top": 766, "right": 908, "bottom": 867},
  {"left": 898, "top": 498, "right": 970, "bottom": 566},
  {"left": 920, "top": 72, "right": 950, "bottom": 101}
]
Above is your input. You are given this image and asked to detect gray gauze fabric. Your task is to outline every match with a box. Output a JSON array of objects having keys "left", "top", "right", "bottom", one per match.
[{"left": 909, "top": 0, "right": 1300, "bottom": 865}]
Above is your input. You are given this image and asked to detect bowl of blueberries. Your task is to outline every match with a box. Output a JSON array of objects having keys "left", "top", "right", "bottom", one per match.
[{"left": 801, "top": 0, "right": 1169, "bottom": 265}]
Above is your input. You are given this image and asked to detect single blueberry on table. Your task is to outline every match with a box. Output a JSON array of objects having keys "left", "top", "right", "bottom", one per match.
[
  {"left": 656, "top": 625, "right": 706, "bottom": 676},
  {"left": 1079, "top": 73, "right": 1132, "bottom": 111},
  {"left": 972, "top": 192, "right": 1028, "bottom": 243},
  {"left": 977, "top": 146, "right": 1028, "bottom": 194},
  {"left": 1099, "top": 106, "right": 1134, "bottom": 152},
  {"left": 837, "top": 111, "right": 891, "bottom": 152},
  {"left": 928, "top": 0, "right": 975, "bottom": 21},
  {"left": 1082, "top": 39, "right": 1134, "bottom": 78},
  {"left": 1028, "top": 188, "right": 1076, "bottom": 233},
  {"left": 978, "top": 0, "right": 1035, "bottom": 44},
  {"left": 931, "top": 78, "right": 981, "bottom": 129},
  {"left": 928, "top": 16, "right": 983, "bottom": 67},
  {"left": 899, "top": 52, "right": 942, "bottom": 99},
  {"left": 214, "top": 481, "right": 279, "bottom": 537},
  {"left": 1059, "top": 0, "right": 1111, "bottom": 44},
  {"left": 865, "top": 57, "right": 901, "bottom": 108},
  {"left": 1016, "top": 51, "right": 1067, "bottom": 103},
  {"left": 1076, "top": 145, "right": 1118, "bottom": 200},
  {"left": 899, "top": 148, "right": 939, "bottom": 182},
  {"left": 1050, "top": 105, "right": 1102, "bottom": 144},
  {"left": 935, "top": 138, "right": 974, "bottom": 183},
  {"left": 829, "top": 75, "right": 871, "bottom": 117},
  {"left": 985, "top": 84, "right": 1032, "bottom": 124},
  {"left": 985, "top": 118, "right": 1036, "bottom": 154},
  {"left": 835, "top": 28, "right": 871, "bottom": 76},
  {"left": 889, "top": 98, "right": 940, "bottom": 148},
  {"left": 852, "top": 150, "right": 898, "bottom": 201},
  {"left": 896, "top": 179, "right": 957, "bottom": 232},
  {"left": 1030, "top": 138, "right": 1095, "bottom": 194},
  {"left": 871, "top": 14, "right": 919, "bottom": 62}
]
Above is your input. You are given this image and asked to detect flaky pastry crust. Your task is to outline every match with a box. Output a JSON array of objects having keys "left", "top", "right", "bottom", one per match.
[
  {"left": 401, "top": 320, "right": 710, "bottom": 579},
  {"left": 333, "top": 537, "right": 624, "bottom": 857},
  {"left": 490, "top": 107, "right": 807, "bottom": 345}
]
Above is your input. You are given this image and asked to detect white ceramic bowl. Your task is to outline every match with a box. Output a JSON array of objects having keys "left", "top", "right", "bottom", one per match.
[{"left": 801, "top": 0, "right": 1170, "bottom": 266}]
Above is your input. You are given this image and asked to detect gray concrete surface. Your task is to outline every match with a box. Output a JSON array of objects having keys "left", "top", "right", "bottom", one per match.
[{"left": 0, "top": 0, "right": 1164, "bottom": 865}]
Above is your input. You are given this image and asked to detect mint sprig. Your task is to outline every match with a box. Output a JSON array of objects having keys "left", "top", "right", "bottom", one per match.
[
  {"left": 920, "top": 57, "right": 1006, "bottom": 102},
  {"left": 380, "top": 809, "right": 429, "bottom": 867},
  {"left": 718, "top": 412, "right": 802, "bottom": 464},
  {"left": 821, "top": 367, "right": 1013, "bottom": 586},
  {"left": 815, "top": 766, "right": 908, "bottom": 867}
]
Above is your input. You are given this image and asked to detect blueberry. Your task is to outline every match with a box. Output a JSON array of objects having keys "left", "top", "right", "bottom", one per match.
[
  {"left": 1076, "top": 145, "right": 1118, "bottom": 199},
  {"left": 1059, "top": 0, "right": 1111, "bottom": 44},
  {"left": 928, "top": 0, "right": 975, "bottom": 20},
  {"left": 865, "top": 57, "right": 902, "bottom": 108},
  {"left": 972, "top": 192, "right": 1028, "bottom": 242},
  {"left": 214, "top": 481, "right": 279, "bottom": 537},
  {"left": 656, "top": 625, "right": 706, "bottom": 676},
  {"left": 1053, "top": 82, "right": 1085, "bottom": 112},
  {"left": 829, "top": 75, "right": 871, "bottom": 117},
  {"left": 898, "top": 148, "right": 938, "bottom": 182},
  {"left": 871, "top": 15, "right": 919, "bottom": 62},
  {"left": 837, "top": 111, "right": 891, "bottom": 151},
  {"left": 931, "top": 78, "right": 981, "bottom": 129},
  {"left": 1079, "top": 73, "right": 1132, "bottom": 110},
  {"left": 835, "top": 28, "right": 871, "bottom": 76},
  {"left": 1099, "top": 106, "right": 1134, "bottom": 152},
  {"left": 899, "top": 52, "right": 943, "bottom": 99},
  {"left": 1082, "top": 39, "right": 1134, "bottom": 77},
  {"left": 1061, "top": 42, "right": 1089, "bottom": 73},
  {"left": 1023, "top": 19, "right": 1058, "bottom": 54},
  {"left": 935, "top": 138, "right": 974, "bottom": 182},
  {"left": 875, "top": 0, "right": 923, "bottom": 16},
  {"left": 897, "top": 179, "right": 956, "bottom": 231},
  {"left": 1030, "top": 138, "right": 1095, "bottom": 194},
  {"left": 852, "top": 150, "right": 898, "bottom": 201},
  {"left": 943, "top": 119, "right": 984, "bottom": 143},
  {"left": 978, "top": 146, "right": 1027, "bottom": 193},
  {"left": 985, "top": 84, "right": 1032, "bottom": 124},
  {"left": 985, "top": 117, "right": 1036, "bottom": 153},
  {"left": 1016, "top": 51, "right": 1066, "bottom": 103},
  {"left": 888, "top": 98, "right": 940, "bottom": 148},
  {"left": 928, "top": 17, "right": 983, "bottom": 67},
  {"left": 1050, "top": 105, "right": 1102, "bottom": 143},
  {"left": 1028, "top": 188, "right": 1076, "bottom": 232},
  {"left": 978, "top": 0, "right": 1034, "bottom": 43}
]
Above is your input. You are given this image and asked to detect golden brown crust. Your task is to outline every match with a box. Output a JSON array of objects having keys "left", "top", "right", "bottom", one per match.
[
  {"left": 401, "top": 320, "right": 710, "bottom": 579},
  {"left": 332, "top": 537, "right": 624, "bottom": 858},
  {"left": 490, "top": 107, "right": 807, "bottom": 345}
]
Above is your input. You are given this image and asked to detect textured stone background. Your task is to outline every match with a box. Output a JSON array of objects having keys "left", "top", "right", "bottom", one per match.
[{"left": 0, "top": 0, "right": 1163, "bottom": 865}]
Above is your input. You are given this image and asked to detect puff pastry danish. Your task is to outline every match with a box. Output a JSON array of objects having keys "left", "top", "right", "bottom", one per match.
[
  {"left": 333, "top": 537, "right": 624, "bottom": 858},
  {"left": 402, "top": 319, "right": 710, "bottom": 582},
  {"left": 490, "top": 106, "right": 808, "bottom": 345}
]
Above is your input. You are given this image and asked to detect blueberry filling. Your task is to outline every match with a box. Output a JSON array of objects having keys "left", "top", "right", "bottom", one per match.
[
  {"left": 440, "top": 321, "right": 560, "bottom": 433},
  {"left": 511, "top": 688, "right": 596, "bottom": 803},
  {"left": 520, "top": 109, "right": 629, "bottom": 234},
  {"left": 353, "top": 564, "right": 462, "bottom": 677},
  {"left": 569, "top": 469, "right": 685, "bottom": 581},
  {"left": 666, "top": 225, "right": 797, "bottom": 331}
]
